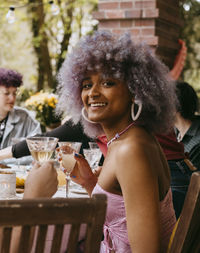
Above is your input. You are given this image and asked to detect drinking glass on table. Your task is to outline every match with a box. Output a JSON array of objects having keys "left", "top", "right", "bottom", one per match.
[
  {"left": 26, "top": 137, "right": 58, "bottom": 163},
  {"left": 58, "top": 142, "right": 81, "bottom": 197},
  {"left": 0, "top": 169, "right": 16, "bottom": 199}
]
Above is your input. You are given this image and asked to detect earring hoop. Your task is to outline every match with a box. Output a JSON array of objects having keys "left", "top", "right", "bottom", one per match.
[
  {"left": 81, "top": 107, "right": 96, "bottom": 124},
  {"left": 131, "top": 100, "right": 142, "bottom": 121}
]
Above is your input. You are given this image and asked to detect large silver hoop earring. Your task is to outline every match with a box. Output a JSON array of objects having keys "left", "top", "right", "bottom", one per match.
[
  {"left": 81, "top": 107, "right": 96, "bottom": 124},
  {"left": 131, "top": 100, "right": 142, "bottom": 121}
]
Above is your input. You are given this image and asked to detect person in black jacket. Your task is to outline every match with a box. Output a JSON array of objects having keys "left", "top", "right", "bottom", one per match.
[{"left": 175, "top": 81, "right": 200, "bottom": 170}]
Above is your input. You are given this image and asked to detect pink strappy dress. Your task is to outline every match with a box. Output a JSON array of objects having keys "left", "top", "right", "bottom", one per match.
[{"left": 92, "top": 184, "right": 176, "bottom": 253}]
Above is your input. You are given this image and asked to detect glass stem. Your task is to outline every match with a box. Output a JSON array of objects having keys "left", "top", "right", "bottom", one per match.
[{"left": 65, "top": 174, "right": 70, "bottom": 197}]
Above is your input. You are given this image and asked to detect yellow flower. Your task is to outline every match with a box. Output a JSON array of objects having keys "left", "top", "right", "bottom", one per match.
[
  {"left": 38, "top": 105, "right": 43, "bottom": 112},
  {"left": 24, "top": 91, "right": 60, "bottom": 127}
]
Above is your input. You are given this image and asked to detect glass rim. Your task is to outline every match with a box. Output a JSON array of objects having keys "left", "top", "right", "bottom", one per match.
[
  {"left": 26, "top": 137, "right": 59, "bottom": 142},
  {"left": 58, "top": 141, "right": 82, "bottom": 145}
]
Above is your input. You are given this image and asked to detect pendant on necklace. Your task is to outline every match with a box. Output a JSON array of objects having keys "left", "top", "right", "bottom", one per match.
[{"left": 107, "top": 122, "right": 134, "bottom": 147}]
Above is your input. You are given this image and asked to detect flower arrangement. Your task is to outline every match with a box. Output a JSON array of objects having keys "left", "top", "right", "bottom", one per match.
[{"left": 25, "top": 91, "right": 61, "bottom": 129}]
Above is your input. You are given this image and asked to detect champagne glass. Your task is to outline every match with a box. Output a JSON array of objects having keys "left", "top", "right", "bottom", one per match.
[
  {"left": 58, "top": 142, "right": 81, "bottom": 197},
  {"left": 26, "top": 137, "right": 58, "bottom": 163}
]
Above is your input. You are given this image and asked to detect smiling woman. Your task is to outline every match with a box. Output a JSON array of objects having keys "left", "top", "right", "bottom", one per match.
[
  {"left": 81, "top": 74, "right": 132, "bottom": 126},
  {"left": 54, "top": 31, "right": 178, "bottom": 253}
]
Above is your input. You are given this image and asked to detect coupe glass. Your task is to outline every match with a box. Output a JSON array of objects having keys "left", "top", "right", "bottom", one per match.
[
  {"left": 26, "top": 137, "right": 58, "bottom": 163},
  {"left": 58, "top": 141, "right": 82, "bottom": 197}
]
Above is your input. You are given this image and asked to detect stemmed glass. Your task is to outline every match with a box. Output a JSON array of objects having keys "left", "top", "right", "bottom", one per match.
[
  {"left": 58, "top": 141, "right": 82, "bottom": 197},
  {"left": 26, "top": 137, "right": 58, "bottom": 163},
  {"left": 83, "top": 142, "right": 102, "bottom": 172}
]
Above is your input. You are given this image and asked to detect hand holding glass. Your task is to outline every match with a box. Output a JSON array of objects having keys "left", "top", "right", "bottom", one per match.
[{"left": 58, "top": 142, "right": 81, "bottom": 197}]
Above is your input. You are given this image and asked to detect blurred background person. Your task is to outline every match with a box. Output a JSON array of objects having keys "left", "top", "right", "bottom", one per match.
[
  {"left": 0, "top": 68, "right": 41, "bottom": 165},
  {"left": 175, "top": 81, "right": 200, "bottom": 170}
]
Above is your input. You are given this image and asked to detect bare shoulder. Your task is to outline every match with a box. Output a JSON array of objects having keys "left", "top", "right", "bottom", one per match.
[
  {"left": 111, "top": 126, "right": 161, "bottom": 181},
  {"left": 117, "top": 126, "right": 156, "bottom": 157}
]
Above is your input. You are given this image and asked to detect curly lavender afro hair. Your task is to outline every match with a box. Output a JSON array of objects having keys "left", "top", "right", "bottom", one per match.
[
  {"left": 56, "top": 31, "right": 177, "bottom": 137},
  {"left": 0, "top": 68, "right": 23, "bottom": 88}
]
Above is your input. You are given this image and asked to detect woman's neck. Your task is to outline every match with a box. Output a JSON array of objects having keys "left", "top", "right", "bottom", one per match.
[
  {"left": 175, "top": 113, "right": 192, "bottom": 140},
  {"left": 102, "top": 119, "right": 134, "bottom": 145}
]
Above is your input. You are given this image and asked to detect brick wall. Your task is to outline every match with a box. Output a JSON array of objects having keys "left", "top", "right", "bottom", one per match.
[{"left": 93, "top": 0, "right": 183, "bottom": 69}]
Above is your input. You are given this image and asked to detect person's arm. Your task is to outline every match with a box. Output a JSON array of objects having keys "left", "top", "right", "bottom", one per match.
[
  {"left": 23, "top": 161, "right": 58, "bottom": 198},
  {"left": 116, "top": 141, "right": 160, "bottom": 253},
  {"left": 0, "top": 146, "right": 13, "bottom": 160}
]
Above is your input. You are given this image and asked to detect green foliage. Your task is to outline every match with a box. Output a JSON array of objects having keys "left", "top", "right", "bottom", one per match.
[
  {"left": 180, "top": 0, "right": 200, "bottom": 93},
  {"left": 16, "top": 87, "right": 34, "bottom": 106},
  {"left": 0, "top": 0, "right": 97, "bottom": 92}
]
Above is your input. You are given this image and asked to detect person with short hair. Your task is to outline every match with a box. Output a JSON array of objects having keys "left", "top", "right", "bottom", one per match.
[{"left": 0, "top": 68, "right": 41, "bottom": 164}]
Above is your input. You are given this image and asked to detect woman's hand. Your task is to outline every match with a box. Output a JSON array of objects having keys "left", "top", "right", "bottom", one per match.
[
  {"left": 71, "top": 153, "right": 98, "bottom": 195},
  {"left": 24, "top": 161, "right": 58, "bottom": 199},
  {"left": 56, "top": 145, "right": 98, "bottom": 194}
]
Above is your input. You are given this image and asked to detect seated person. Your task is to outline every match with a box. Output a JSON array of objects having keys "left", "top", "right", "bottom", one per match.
[
  {"left": 55, "top": 31, "right": 176, "bottom": 253},
  {"left": 175, "top": 81, "right": 200, "bottom": 170},
  {"left": 0, "top": 112, "right": 193, "bottom": 219},
  {"left": 7, "top": 31, "right": 177, "bottom": 253},
  {"left": 0, "top": 68, "right": 41, "bottom": 164},
  {"left": 97, "top": 131, "right": 196, "bottom": 219}
]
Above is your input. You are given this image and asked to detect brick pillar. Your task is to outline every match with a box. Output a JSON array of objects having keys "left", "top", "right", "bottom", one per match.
[{"left": 93, "top": 0, "right": 183, "bottom": 69}]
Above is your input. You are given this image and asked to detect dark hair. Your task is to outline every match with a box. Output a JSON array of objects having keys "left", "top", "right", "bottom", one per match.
[
  {"left": 0, "top": 68, "right": 23, "bottom": 88},
  {"left": 176, "top": 81, "right": 199, "bottom": 120},
  {"left": 57, "top": 31, "right": 177, "bottom": 137}
]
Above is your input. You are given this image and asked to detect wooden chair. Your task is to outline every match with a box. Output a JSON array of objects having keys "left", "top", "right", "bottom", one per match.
[
  {"left": 0, "top": 194, "right": 107, "bottom": 253},
  {"left": 168, "top": 171, "right": 200, "bottom": 253}
]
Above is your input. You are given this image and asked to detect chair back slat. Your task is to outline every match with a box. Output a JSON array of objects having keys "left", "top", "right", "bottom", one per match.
[
  {"left": 1, "top": 227, "right": 12, "bottom": 253},
  {"left": 50, "top": 224, "right": 64, "bottom": 253},
  {"left": 18, "top": 225, "right": 32, "bottom": 253},
  {"left": 168, "top": 171, "right": 200, "bottom": 253},
  {"left": 190, "top": 230, "right": 200, "bottom": 253},
  {"left": 67, "top": 224, "right": 81, "bottom": 253},
  {"left": 84, "top": 195, "right": 108, "bottom": 253},
  {"left": 0, "top": 194, "right": 107, "bottom": 253},
  {"left": 35, "top": 225, "right": 48, "bottom": 253}
]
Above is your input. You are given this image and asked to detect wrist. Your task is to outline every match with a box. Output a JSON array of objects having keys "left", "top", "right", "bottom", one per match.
[
  {"left": 81, "top": 175, "right": 98, "bottom": 195},
  {"left": 0, "top": 146, "right": 13, "bottom": 160}
]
